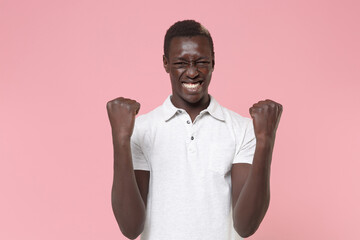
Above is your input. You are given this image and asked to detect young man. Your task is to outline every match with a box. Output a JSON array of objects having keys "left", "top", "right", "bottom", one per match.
[{"left": 107, "top": 20, "right": 283, "bottom": 240}]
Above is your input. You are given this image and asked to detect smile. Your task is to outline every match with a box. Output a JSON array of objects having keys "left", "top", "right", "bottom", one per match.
[{"left": 182, "top": 81, "right": 204, "bottom": 91}]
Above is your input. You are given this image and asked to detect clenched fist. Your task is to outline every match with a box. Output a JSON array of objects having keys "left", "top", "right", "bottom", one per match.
[
  {"left": 106, "top": 97, "right": 140, "bottom": 139},
  {"left": 249, "top": 99, "right": 283, "bottom": 141}
]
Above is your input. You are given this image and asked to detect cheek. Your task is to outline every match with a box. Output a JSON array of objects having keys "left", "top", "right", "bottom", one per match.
[
  {"left": 169, "top": 72, "right": 181, "bottom": 85},
  {"left": 199, "top": 66, "right": 212, "bottom": 74},
  {"left": 170, "top": 69, "right": 185, "bottom": 80},
  {"left": 202, "top": 71, "right": 212, "bottom": 80}
]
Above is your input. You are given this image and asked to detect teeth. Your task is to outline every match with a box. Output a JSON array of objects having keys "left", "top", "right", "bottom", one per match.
[{"left": 183, "top": 82, "right": 200, "bottom": 89}]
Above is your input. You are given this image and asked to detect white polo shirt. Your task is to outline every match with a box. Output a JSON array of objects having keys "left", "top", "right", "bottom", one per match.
[{"left": 130, "top": 94, "right": 256, "bottom": 240}]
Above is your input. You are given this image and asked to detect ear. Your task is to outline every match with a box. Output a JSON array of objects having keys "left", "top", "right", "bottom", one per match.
[
  {"left": 212, "top": 52, "right": 215, "bottom": 70},
  {"left": 163, "top": 55, "right": 170, "bottom": 73}
]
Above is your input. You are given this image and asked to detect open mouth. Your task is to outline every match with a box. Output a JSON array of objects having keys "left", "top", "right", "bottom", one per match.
[{"left": 181, "top": 81, "right": 204, "bottom": 91}]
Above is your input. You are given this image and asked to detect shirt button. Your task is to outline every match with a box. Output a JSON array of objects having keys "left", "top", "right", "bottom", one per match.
[
  {"left": 187, "top": 120, "right": 191, "bottom": 124},
  {"left": 191, "top": 136, "right": 194, "bottom": 140}
]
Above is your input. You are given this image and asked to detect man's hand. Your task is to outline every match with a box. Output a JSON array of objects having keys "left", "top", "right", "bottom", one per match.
[
  {"left": 106, "top": 97, "right": 141, "bottom": 139},
  {"left": 249, "top": 99, "right": 283, "bottom": 142},
  {"left": 233, "top": 99, "right": 282, "bottom": 237}
]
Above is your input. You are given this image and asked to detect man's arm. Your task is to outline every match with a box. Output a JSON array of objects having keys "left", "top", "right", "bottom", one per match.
[
  {"left": 232, "top": 99, "right": 283, "bottom": 238},
  {"left": 107, "top": 97, "right": 148, "bottom": 239}
]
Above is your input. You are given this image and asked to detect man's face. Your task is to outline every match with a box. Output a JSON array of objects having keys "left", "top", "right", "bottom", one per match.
[{"left": 163, "top": 36, "right": 214, "bottom": 105}]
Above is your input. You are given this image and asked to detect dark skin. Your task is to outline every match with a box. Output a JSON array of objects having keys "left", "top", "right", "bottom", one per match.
[
  {"left": 106, "top": 98, "right": 146, "bottom": 239},
  {"left": 162, "top": 36, "right": 215, "bottom": 122},
  {"left": 107, "top": 35, "right": 283, "bottom": 239}
]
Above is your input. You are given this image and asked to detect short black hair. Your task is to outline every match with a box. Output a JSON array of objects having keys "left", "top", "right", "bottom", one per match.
[{"left": 164, "top": 20, "right": 214, "bottom": 59}]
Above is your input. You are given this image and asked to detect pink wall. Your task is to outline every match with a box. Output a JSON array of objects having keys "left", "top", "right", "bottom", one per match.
[{"left": 1, "top": 0, "right": 359, "bottom": 239}]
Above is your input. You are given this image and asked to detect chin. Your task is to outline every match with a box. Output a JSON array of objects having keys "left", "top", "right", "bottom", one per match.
[{"left": 181, "top": 92, "right": 206, "bottom": 104}]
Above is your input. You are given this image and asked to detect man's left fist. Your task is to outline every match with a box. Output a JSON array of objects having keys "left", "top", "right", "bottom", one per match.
[{"left": 249, "top": 99, "right": 283, "bottom": 141}]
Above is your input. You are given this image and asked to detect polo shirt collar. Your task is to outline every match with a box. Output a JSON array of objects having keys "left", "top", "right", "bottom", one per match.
[
  {"left": 162, "top": 94, "right": 225, "bottom": 122},
  {"left": 205, "top": 95, "right": 226, "bottom": 122}
]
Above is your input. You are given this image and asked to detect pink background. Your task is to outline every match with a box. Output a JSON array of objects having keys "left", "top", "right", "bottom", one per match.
[{"left": 1, "top": 0, "right": 359, "bottom": 239}]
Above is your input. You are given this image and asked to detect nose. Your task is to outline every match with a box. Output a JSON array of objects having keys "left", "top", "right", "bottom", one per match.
[{"left": 186, "top": 64, "right": 199, "bottom": 79}]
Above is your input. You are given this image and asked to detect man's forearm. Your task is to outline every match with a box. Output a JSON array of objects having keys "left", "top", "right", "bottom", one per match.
[
  {"left": 111, "top": 134, "right": 146, "bottom": 239},
  {"left": 233, "top": 138, "right": 273, "bottom": 238}
]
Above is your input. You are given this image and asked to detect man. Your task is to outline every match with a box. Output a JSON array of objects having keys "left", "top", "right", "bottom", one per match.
[{"left": 107, "top": 20, "right": 282, "bottom": 240}]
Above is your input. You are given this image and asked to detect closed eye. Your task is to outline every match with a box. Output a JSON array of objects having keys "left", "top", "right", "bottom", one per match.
[
  {"left": 173, "top": 62, "right": 188, "bottom": 68},
  {"left": 196, "top": 61, "right": 211, "bottom": 66}
]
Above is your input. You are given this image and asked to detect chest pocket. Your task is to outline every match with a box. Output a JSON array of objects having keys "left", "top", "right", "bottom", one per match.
[{"left": 207, "top": 141, "right": 236, "bottom": 176}]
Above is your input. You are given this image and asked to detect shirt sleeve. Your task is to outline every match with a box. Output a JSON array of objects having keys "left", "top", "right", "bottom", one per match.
[
  {"left": 130, "top": 119, "right": 151, "bottom": 171},
  {"left": 233, "top": 118, "right": 257, "bottom": 164}
]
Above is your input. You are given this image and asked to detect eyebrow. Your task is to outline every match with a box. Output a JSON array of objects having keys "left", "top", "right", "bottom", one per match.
[{"left": 173, "top": 57, "right": 210, "bottom": 61}]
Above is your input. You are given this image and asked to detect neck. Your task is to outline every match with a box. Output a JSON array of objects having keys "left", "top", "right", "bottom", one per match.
[{"left": 170, "top": 94, "right": 211, "bottom": 122}]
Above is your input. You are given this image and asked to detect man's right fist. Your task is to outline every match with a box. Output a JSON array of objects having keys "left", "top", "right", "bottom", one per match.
[{"left": 106, "top": 97, "right": 140, "bottom": 138}]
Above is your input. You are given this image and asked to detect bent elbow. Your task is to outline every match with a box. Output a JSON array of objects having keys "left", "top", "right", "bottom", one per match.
[
  {"left": 111, "top": 197, "right": 146, "bottom": 239},
  {"left": 112, "top": 207, "right": 146, "bottom": 239},
  {"left": 234, "top": 222, "right": 259, "bottom": 238},
  {"left": 121, "top": 230, "right": 141, "bottom": 240},
  {"left": 237, "top": 229, "right": 257, "bottom": 238},
  {"left": 120, "top": 218, "right": 146, "bottom": 239},
  {"left": 118, "top": 221, "right": 145, "bottom": 240},
  {"left": 239, "top": 231, "right": 255, "bottom": 239}
]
